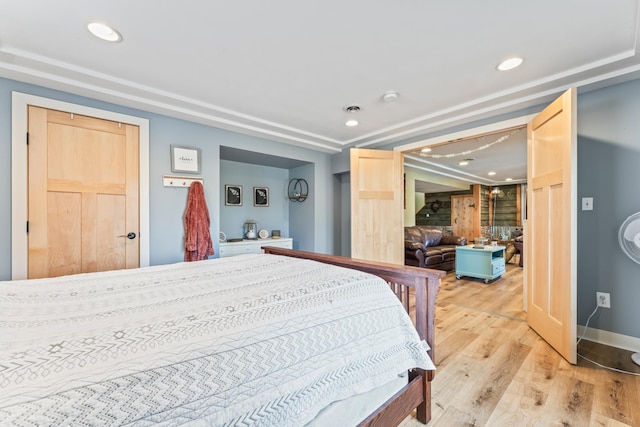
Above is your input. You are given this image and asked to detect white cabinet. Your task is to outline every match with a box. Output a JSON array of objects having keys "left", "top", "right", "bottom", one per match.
[{"left": 219, "top": 238, "right": 293, "bottom": 258}]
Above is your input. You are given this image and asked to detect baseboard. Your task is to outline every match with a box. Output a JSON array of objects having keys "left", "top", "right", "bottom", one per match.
[{"left": 578, "top": 326, "right": 640, "bottom": 353}]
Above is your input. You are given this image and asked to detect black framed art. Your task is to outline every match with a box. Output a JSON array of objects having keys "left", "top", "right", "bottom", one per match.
[
  {"left": 225, "top": 185, "right": 242, "bottom": 206},
  {"left": 254, "top": 187, "right": 269, "bottom": 207}
]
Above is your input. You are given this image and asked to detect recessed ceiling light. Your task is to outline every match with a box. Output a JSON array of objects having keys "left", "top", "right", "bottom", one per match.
[
  {"left": 88, "top": 22, "right": 122, "bottom": 42},
  {"left": 488, "top": 171, "right": 497, "bottom": 176},
  {"left": 459, "top": 160, "right": 469, "bottom": 166},
  {"left": 345, "top": 119, "right": 359, "bottom": 127},
  {"left": 421, "top": 147, "right": 432, "bottom": 153},
  {"left": 497, "top": 57, "right": 523, "bottom": 71},
  {"left": 505, "top": 178, "right": 513, "bottom": 182}
]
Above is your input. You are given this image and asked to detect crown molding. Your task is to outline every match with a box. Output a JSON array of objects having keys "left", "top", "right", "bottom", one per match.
[{"left": 2, "top": 45, "right": 640, "bottom": 154}]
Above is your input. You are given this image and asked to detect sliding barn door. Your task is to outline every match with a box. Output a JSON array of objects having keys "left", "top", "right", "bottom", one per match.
[
  {"left": 350, "top": 148, "right": 404, "bottom": 264},
  {"left": 526, "top": 88, "right": 577, "bottom": 364}
]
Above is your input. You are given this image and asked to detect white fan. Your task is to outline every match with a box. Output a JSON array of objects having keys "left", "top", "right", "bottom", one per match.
[
  {"left": 618, "top": 212, "right": 640, "bottom": 366},
  {"left": 619, "top": 212, "right": 640, "bottom": 265}
]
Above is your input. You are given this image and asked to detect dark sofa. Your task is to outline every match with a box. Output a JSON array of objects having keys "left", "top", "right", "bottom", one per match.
[
  {"left": 404, "top": 226, "right": 467, "bottom": 271},
  {"left": 513, "top": 235, "right": 524, "bottom": 267}
]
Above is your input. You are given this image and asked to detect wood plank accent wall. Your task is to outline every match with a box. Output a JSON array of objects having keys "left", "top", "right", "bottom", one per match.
[
  {"left": 490, "top": 184, "right": 520, "bottom": 225},
  {"left": 417, "top": 189, "right": 473, "bottom": 226},
  {"left": 480, "top": 185, "right": 491, "bottom": 226},
  {"left": 419, "top": 184, "right": 522, "bottom": 228}
]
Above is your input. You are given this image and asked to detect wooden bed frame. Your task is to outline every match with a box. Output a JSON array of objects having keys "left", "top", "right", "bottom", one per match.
[{"left": 263, "top": 247, "right": 445, "bottom": 426}]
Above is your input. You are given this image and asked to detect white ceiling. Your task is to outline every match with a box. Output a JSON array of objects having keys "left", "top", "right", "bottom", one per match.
[
  {"left": 405, "top": 126, "right": 529, "bottom": 192},
  {"left": 2, "top": 1, "right": 640, "bottom": 183}
]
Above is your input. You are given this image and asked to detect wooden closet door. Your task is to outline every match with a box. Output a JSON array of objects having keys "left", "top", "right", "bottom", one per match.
[{"left": 28, "top": 106, "right": 140, "bottom": 278}]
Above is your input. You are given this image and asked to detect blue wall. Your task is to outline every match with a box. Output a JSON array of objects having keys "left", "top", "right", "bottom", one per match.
[
  {"left": 0, "top": 77, "right": 333, "bottom": 278},
  {"left": 576, "top": 79, "right": 640, "bottom": 340},
  {"left": 338, "top": 173, "right": 351, "bottom": 257},
  {"left": 289, "top": 163, "right": 315, "bottom": 251},
  {"left": 577, "top": 138, "right": 640, "bottom": 338},
  {"left": 219, "top": 160, "right": 290, "bottom": 240}
]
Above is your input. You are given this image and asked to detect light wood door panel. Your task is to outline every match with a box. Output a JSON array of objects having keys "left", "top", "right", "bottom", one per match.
[
  {"left": 350, "top": 148, "right": 404, "bottom": 265},
  {"left": 96, "top": 194, "right": 127, "bottom": 272},
  {"left": 28, "top": 106, "right": 140, "bottom": 278},
  {"left": 47, "top": 192, "right": 82, "bottom": 277},
  {"left": 526, "top": 88, "right": 577, "bottom": 364}
]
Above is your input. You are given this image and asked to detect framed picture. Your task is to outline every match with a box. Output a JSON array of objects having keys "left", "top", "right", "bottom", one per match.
[
  {"left": 254, "top": 187, "right": 269, "bottom": 207},
  {"left": 171, "top": 145, "right": 201, "bottom": 174},
  {"left": 225, "top": 185, "right": 242, "bottom": 206}
]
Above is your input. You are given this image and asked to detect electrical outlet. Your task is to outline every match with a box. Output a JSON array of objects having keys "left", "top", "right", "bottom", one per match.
[{"left": 596, "top": 292, "right": 611, "bottom": 308}]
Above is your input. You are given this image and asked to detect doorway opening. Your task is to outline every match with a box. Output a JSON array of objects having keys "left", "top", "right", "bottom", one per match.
[{"left": 395, "top": 114, "right": 535, "bottom": 309}]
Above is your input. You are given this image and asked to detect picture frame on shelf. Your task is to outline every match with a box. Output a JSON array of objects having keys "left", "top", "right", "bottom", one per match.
[
  {"left": 254, "top": 187, "right": 269, "bottom": 207},
  {"left": 225, "top": 185, "right": 242, "bottom": 206},
  {"left": 170, "top": 145, "right": 201, "bottom": 174}
]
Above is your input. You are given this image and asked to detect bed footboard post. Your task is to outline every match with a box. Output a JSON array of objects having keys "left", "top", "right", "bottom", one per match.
[
  {"left": 426, "top": 276, "right": 439, "bottom": 377},
  {"left": 414, "top": 275, "right": 439, "bottom": 372},
  {"left": 410, "top": 369, "right": 431, "bottom": 424}
]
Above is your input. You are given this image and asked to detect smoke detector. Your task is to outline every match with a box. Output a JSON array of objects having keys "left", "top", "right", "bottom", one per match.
[{"left": 382, "top": 91, "right": 399, "bottom": 102}]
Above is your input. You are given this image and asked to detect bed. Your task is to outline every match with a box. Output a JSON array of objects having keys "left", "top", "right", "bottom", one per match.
[{"left": 0, "top": 248, "right": 443, "bottom": 426}]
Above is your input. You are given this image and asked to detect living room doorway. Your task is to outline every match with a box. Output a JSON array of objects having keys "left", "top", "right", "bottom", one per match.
[
  {"left": 395, "top": 88, "right": 579, "bottom": 365},
  {"left": 395, "top": 114, "right": 535, "bottom": 311}
]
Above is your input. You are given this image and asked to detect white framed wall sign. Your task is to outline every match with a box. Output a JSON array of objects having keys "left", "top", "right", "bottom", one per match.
[{"left": 171, "top": 145, "right": 201, "bottom": 173}]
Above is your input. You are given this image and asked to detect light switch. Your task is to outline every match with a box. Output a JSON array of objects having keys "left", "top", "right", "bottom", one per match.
[{"left": 582, "top": 197, "right": 593, "bottom": 211}]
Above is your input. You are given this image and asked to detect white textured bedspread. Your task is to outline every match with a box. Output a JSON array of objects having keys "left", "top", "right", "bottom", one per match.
[{"left": 0, "top": 254, "right": 434, "bottom": 426}]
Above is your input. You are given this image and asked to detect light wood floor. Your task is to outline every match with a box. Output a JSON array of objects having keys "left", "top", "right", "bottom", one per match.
[{"left": 400, "top": 263, "right": 640, "bottom": 427}]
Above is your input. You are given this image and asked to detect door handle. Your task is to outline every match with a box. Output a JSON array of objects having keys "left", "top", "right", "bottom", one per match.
[{"left": 119, "top": 232, "right": 137, "bottom": 239}]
